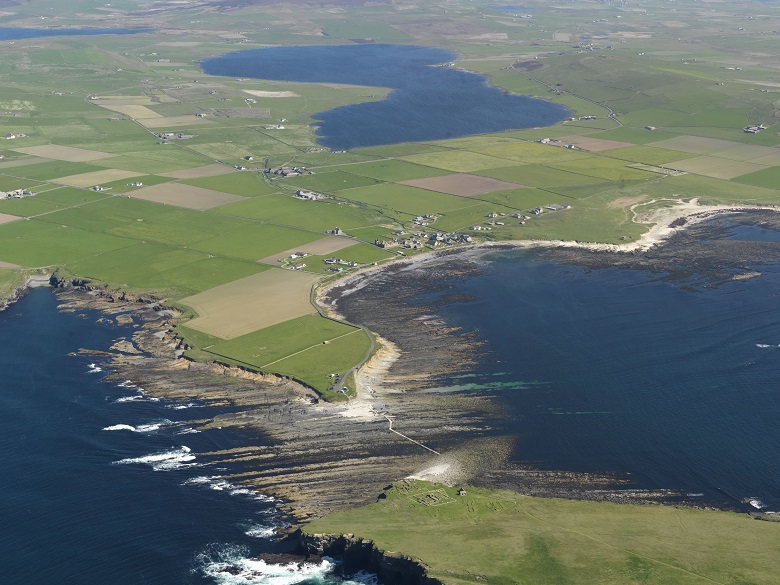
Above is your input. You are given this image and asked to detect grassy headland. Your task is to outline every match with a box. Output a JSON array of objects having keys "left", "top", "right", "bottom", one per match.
[{"left": 307, "top": 480, "right": 780, "bottom": 585}]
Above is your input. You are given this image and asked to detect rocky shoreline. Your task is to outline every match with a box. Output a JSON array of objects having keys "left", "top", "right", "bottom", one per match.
[{"left": 2, "top": 203, "right": 777, "bottom": 546}]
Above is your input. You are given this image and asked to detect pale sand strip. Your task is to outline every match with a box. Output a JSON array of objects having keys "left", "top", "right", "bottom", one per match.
[
  {"left": 259, "top": 236, "right": 356, "bottom": 265},
  {"left": 0, "top": 261, "right": 21, "bottom": 268},
  {"left": 180, "top": 269, "right": 321, "bottom": 339}
]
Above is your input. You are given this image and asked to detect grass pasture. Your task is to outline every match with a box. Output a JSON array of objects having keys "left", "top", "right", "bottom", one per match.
[
  {"left": 306, "top": 481, "right": 780, "bottom": 585},
  {"left": 190, "top": 223, "right": 323, "bottom": 262},
  {"left": 401, "top": 150, "right": 516, "bottom": 173},
  {"left": 67, "top": 243, "right": 263, "bottom": 297},
  {"left": 193, "top": 314, "right": 361, "bottom": 373},
  {"left": 476, "top": 165, "right": 604, "bottom": 190},
  {"left": 732, "top": 166, "right": 780, "bottom": 190},
  {"left": 286, "top": 170, "right": 383, "bottom": 194},
  {"left": 180, "top": 172, "right": 280, "bottom": 197},
  {"left": 337, "top": 183, "right": 474, "bottom": 216},
  {"left": 214, "top": 194, "right": 387, "bottom": 234},
  {"left": 335, "top": 160, "right": 450, "bottom": 182},
  {"left": 0, "top": 219, "right": 135, "bottom": 267}
]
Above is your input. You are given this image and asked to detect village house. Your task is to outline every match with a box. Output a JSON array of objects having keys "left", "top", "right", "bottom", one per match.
[{"left": 295, "top": 189, "right": 328, "bottom": 201}]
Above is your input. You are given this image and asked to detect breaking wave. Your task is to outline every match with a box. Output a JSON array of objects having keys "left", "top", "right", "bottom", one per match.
[
  {"left": 114, "top": 446, "right": 196, "bottom": 471},
  {"left": 244, "top": 524, "right": 277, "bottom": 539},
  {"left": 195, "top": 544, "right": 345, "bottom": 585},
  {"left": 166, "top": 401, "right": 202, "bottom": 410},
  {"left": 103, "top": 419, "right": 173, "bottom": 433},
  {"left": 183, "top": 476, "right": 276, "bottom": 503},
  {"left": 114, "top": 387, "right": 160, "bottom": 403}
]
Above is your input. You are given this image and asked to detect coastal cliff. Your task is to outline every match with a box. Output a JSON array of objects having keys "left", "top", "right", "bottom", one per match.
[{"left": 299, "top": 532, "right": 443, "bottom": 585}]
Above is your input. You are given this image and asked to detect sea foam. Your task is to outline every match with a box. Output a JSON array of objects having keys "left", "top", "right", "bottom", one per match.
[
  {"left": 103, "top": 420, "right": 173, "bottom": 433},
  {"left": 184, "top": 476, "right": 276, "bottom": 502},
  {"left": 197, "top": 544, "right": 339, "bottom": 585},
  {"left": 114, "top": 446, "right": 196, "bottom": 471}
]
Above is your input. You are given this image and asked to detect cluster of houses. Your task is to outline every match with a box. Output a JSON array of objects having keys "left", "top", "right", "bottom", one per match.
[
  {"left": 412, "top": 214, "right": 437, "bottom": 227},
  {"left": 324, "top": 257, "right": 359, "bottom": 272},
  {"left": 294, "top": 189, "right": 329, "bottom": 201},
  {"left": 0, "top": 188, "right": 34, "bottom": 199},
  {"left": 567, "top": 115, "right": 597, "bottom": 121},
  {"left": 375, "top": 230, "right": 472, "bottom": 251},
  {"left": 156, "top": 132, "right": 194, "bottom": 140},
  {"left": 5, "top": 133, "right": 27, "bottom": 140},
  {"left": 470, "top": 204, "right": 571, "bottom": 230},
  {"left": 264, "top": 165, "right": 312, "bottom": 177},
  {"left": 263, "top": 124, "right": 285, "bottom": 130},
  {"left": 744, "top": 124, "right": 767, "bottom": 134},
  {"left": 537, "top": 137, "right": 578, "bottom": 149}
]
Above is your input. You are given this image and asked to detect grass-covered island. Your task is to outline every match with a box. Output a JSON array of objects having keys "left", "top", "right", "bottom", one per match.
[{"left": 0, "top": 0, "right": 779, "bottom": 582}]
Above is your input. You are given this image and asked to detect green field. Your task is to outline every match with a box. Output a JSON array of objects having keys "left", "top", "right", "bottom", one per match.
[{"left": 307, "top": 481, "right": 780, "bottom": 585}]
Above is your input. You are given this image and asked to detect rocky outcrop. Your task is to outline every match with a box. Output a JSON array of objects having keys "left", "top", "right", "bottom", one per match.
[{"left": 299, "top": 532, "right": 443, "bottom": 585}]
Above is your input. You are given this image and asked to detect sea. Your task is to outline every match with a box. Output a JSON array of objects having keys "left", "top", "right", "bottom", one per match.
[
  {"left": 415, "top": 221, "right": 780, "bottom": 512},
  {"left": 200, "top": 44, "right": 570, "bottom": 150},
  {"left": 0, "top": 289, "right": 360, "bottom": 585}
]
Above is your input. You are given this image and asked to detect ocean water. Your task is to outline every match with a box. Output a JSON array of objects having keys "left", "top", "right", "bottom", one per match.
[
  {"left": 201, "top": 44, "right": 569, "bottom": 150},
  {"left": 0, "top": 27, "right": 150, "bottom": 41},
  {"left": 422, "top": 227, "right": 780, "bottom": 511},
  {"left": 0, "top": 289, "right": 360, "bottom": 585}
]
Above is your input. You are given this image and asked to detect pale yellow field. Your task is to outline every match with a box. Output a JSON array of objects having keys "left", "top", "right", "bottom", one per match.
[
  {"left": 98, "top": 104, "right": 163, "bottom": 119},
  {"left": 12, "top": 145, "right": 114, "bottom": 162},
  {"left": 259, "top": 236, "right": 357, "bottom": 264},
  {"left": 52, "top": 169, "right": 144, "bottom": 188},
  {"left": 243, "top": 90, "right": 301, "bottom": 98},
  {"left": 0, "top": 261, "right": 20, "bottom": 268},
  {"left": 666, "top": 156, "right": 767, "bottom": 179},
  {"left": 400, "top": 173, "right": 522, "bottom": 196},
  {"left": 158, "top": 164, "right": 238, "bottom": 179},
  {"left": 180, "top": 269, "right": 321, "bottom": 339},
  {"left": 128, "top": 183, "right": 245, "bottom": 210},
  {"left": 751, "top": 152, "right": 780, "bottom": 166},
  {"left": 0, "top": 212, "right": 21, "bottom": 225},
  {"left": 0, "top": 156, "right": 50, "bottom": 169},
  {"left": 141, "top": 115, "right": 214, "bottom": 129}
]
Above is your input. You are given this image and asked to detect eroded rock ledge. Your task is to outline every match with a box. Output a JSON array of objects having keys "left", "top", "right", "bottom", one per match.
[{"left": 299, "top": 532, "right": 443, "bottom": 585}]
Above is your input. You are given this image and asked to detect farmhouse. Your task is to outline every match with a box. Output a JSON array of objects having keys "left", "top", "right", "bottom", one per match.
[{"left": 295, "top": 189, "right": 328, "bottom": 201}]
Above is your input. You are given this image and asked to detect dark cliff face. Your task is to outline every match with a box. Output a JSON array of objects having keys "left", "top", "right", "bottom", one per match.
[{"left": 299, "top": 532, "right": 443, "bottom": 585}]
